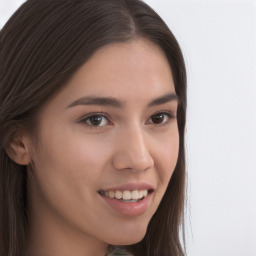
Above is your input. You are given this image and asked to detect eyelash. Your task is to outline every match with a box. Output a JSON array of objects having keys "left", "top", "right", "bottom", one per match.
[{"left": 78, "top": 111, "right": 175, "bottom": 129}]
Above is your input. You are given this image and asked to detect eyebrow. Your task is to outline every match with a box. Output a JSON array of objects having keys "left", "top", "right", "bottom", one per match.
[
  {"left": 67, "top": 96, "right": 123, "bottom": 108},
  {"left": 66, "top": 93, "right": 178, "bottom": 109},
  {"left": 147, "top": 93, "right": 178, "bottom": 107}
]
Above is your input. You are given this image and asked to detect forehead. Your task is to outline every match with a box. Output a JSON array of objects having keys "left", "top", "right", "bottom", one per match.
[{"left": 43, "top": 38, "right": 176, "bottom": 112}]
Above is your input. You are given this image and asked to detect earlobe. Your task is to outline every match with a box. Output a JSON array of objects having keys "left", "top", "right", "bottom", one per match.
[{"left": 5, "top": 135, "right": 31, "bottom": 165}]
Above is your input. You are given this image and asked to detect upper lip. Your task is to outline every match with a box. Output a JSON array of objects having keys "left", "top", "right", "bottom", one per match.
[{"left": 100, "top": 182, "right": 155, "bottom": 192}]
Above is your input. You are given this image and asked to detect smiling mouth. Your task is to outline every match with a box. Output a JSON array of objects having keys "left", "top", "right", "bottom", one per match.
[{"left": 98, "top": 189, "right": 153, "bottom": 202}]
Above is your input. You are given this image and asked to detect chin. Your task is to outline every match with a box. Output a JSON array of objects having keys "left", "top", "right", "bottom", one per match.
[
  {"left": 105, "top": 225, "right": 147, "bottom": 246},
  {"left": 112, "top": 235, "right": 145, "bottom": 246}
]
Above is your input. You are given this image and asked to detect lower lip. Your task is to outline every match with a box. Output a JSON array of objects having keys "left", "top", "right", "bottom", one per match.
[{"left": 101, "top": 193, "right": 153, "bottom": 217}]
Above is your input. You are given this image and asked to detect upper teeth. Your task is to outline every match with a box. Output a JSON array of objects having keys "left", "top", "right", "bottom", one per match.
[{"left": 103, "top": 190, "right": 148, "bottom": 200}]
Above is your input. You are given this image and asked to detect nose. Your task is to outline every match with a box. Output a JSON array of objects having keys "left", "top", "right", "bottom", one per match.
[{"left": 112, "top": 126, "right": 154, "bottom": 172}]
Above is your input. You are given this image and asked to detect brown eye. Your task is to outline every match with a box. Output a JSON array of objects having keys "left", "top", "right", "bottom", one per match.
[
  {"left": 148, "top": 112, "right": 174, "bottom": 125},
  {"left": 151, "top": 113, "right": 165, "bottom": 124},
  {"left": 83, "top": 115, "right": 109, "bottom": 127}
]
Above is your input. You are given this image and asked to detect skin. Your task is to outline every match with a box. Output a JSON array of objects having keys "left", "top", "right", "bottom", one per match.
[{"left": 22, "top": 38, "right": 179, "bottom": 256}]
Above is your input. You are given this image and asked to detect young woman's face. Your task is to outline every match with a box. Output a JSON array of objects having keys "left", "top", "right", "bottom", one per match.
[{"left": 27, "top": 38, "right": 179, "bottom": 252}]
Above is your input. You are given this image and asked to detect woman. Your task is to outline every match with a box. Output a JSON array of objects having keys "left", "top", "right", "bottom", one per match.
[{"left": 0, "top": 0, "right": 187, "bottom": 255}]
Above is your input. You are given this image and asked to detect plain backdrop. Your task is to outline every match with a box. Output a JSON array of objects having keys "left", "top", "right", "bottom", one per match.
[{"left": 1, "top": 1, "right": 256, "bottom": 256}]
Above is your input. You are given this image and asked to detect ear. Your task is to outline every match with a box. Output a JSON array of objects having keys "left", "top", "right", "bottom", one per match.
[{"left": 5, "top": 134, "right": 31, "bottom": 165}]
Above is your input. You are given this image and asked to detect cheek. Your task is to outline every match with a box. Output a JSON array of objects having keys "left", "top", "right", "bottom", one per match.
[
  {"left": 30, "top": 126, "right": 109, "bottom": 206},
  {"left": 28, "top": 127, "right": 114, "bottom": 229},
  {"left": 66, "top": 131, "right": 113, "bottom": 178},
  {"left": 153, "top": 127, "right": 179, "bottom": 186},
  {"left": 37, "top": 123, "right": 110, "bottom": 178}
]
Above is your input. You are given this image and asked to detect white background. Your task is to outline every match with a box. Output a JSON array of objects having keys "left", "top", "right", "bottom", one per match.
[{"left": 1, "top": 1, "right": 255, "bottom": 255}]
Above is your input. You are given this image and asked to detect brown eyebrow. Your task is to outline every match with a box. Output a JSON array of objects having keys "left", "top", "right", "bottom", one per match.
[
  {"left": 66, "top": 93, "right": 178, "bottom": 109},
  {"left": 147, "top": 93, "right": 178, "bottom": 107},
  {"left": 67, "top": 96, "right": 123, "bottom": 108}
]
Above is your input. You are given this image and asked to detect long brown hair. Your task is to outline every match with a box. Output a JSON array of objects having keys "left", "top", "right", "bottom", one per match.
[{"left": 0, "top": 0, "right": 187, "bottom": 255}]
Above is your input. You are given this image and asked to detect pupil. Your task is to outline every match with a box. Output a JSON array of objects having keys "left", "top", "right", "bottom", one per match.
[
  {"left": 90, "top": 116, "right": 102, "bottom": 125},
  {"left": 152, "top": 114, "right": 164, "bottom": 124}
]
